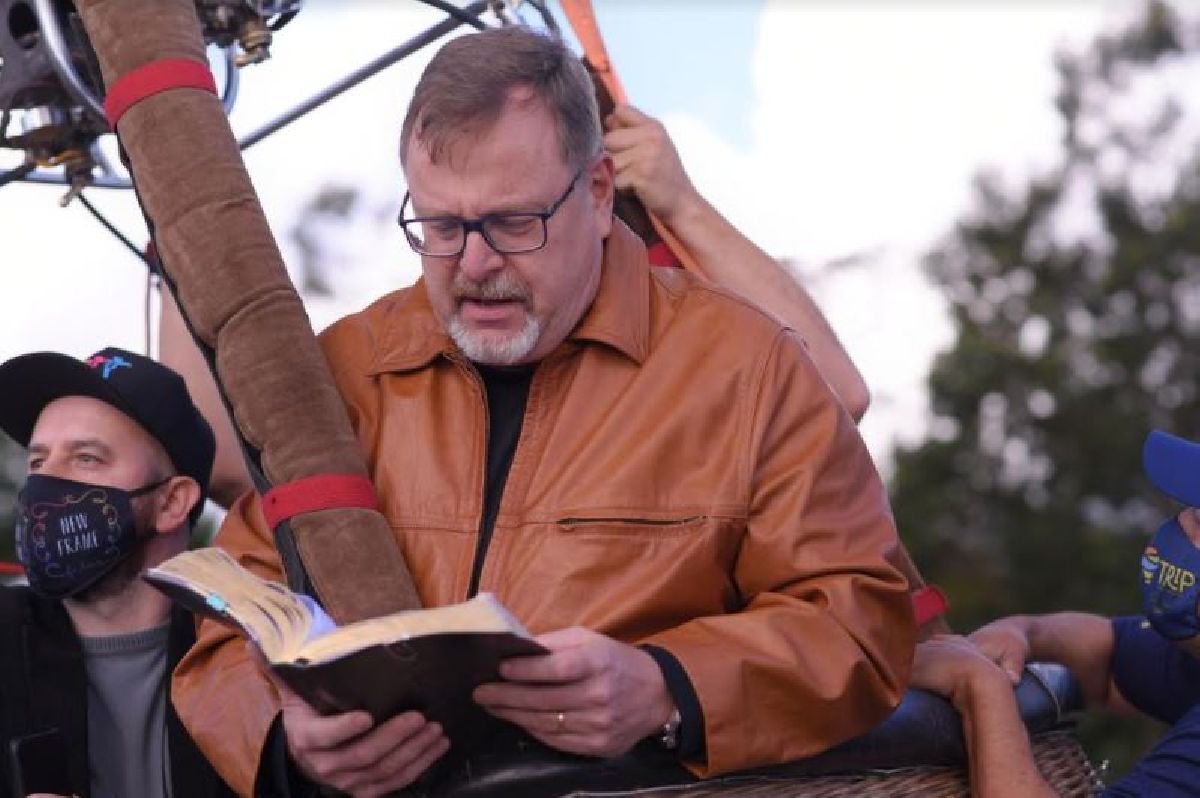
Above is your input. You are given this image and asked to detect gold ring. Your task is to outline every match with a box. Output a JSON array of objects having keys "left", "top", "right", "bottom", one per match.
[{"left": 555, "top": 711, "right": 566, "bottom": 731}]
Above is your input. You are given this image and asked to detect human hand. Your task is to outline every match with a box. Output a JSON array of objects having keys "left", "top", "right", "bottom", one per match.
[
  {"left": 603, "top": 104, "right": 699, "bottom": 225},
  {"left": 247, "top": 641, "right": 449, "bottom": 798},
  {"left": 277, "top": 680, "right": 448, "bottom": 798},
  {"left": 912, "top": 635, "right": 1013, "bottom": 712},
  {"left": 473, "top": 627, "right": 675, "bottom": 758},
  {"left": 968, "top": 617, "right": 1032, "bottom": 684}
]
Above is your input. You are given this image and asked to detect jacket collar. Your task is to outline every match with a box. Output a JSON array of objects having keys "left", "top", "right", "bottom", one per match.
[
  {"left": 567, "top": 221, "right": 650, "bottom": 364},
  {"left": 369, "top": 221, "right": 651, "bottom": 374}
]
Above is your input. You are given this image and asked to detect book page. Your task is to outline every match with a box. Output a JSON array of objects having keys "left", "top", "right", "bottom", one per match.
[
  {"left": 294, "top": 593, "right": 533, "bottom": 665},
  {"left": 149, "top": 550, "right": 539, "bottom": 668},
  {"left": 147, "top": 548, "right": 315, "bottom": 662}
]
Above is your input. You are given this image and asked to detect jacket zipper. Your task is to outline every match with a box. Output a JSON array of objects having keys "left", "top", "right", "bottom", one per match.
[
  {"left": 456, "top": 355, "right": 491, "bottom": 600},
  {"left": 557, "top": 515, "right": 704, "bottom": 527}
]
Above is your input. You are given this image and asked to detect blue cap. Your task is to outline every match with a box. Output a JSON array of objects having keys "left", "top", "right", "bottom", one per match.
[{"left": 1143, "top": 430, "right": 1200, "bottom": 507}]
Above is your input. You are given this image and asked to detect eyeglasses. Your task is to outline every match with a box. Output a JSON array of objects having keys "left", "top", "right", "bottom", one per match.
[{"left": 397, "top": 167, "right": 584, "bottom": 257}]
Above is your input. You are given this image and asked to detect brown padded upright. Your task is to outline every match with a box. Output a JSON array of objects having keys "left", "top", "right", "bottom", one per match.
[{"left": 75, "top": 0, "right": 420, "bottom": 622}]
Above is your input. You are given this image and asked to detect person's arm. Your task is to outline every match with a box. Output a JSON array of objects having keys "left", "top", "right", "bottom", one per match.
[
  {"left": 969, "top": 612, "right": 1125, "bottom": 711},
  {"left": 158, "top": 286, "right": 254, "bottom": 509},
  {"left": 603, "top": 104, "right": 870, "bottom": 420},
  {"left": 911, "top": 636, "right": 1057, "bottom": 798}
]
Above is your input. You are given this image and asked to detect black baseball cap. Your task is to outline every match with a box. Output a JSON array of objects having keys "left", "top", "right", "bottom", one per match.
[{"left": 0, "top": 347, "right": 215, "bottom": 523}]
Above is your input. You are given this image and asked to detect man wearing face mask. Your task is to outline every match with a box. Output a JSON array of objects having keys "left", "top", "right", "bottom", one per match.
[
  {"left": 0, "top": 347, "right": 235, "bottom": 798},
  {"left": 910, "top": 429, "right": 1200, "bottom": 797}
]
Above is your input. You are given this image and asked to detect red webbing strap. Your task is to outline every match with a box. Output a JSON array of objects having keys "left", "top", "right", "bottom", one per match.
[
  {"left": 0, "top": 562, "right": 23, "bottom": 577},
  {"left": 104, "top": 58, "right": 217, "bottom": 129},
  {"left": 911, "top": 584, "right": 949, "bottom": 626},
  {"left": 646, "top": 241, "right": 682, "bottom": 268},
  {"left": 261, "top": 474, "right": 378, "bottom": 529}
]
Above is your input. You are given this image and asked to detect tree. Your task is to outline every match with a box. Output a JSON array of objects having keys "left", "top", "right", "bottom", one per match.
[
  {"left": 890, "top": 0, "right": 1200, "bottom": 774},
  {"left": 0, "top": 435, "right": 23, "bottom": 575}
]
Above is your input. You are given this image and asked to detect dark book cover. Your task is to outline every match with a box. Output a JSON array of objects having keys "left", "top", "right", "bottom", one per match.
[
  {"left": 277, "top": 632, "right": 547, "bottom": 747},
  {"left": 144, "top": 565, "right": 548, "bottom": 750}
]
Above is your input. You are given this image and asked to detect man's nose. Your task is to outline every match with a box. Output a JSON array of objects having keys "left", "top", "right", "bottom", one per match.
[{"left": 458, "top": 230, "right": 503, "bottom": 281}]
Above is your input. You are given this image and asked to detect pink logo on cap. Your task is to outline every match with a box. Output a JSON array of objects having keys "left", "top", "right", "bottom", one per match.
[{"left": 86, "top": 355, "right": 132, "bottom": 380}]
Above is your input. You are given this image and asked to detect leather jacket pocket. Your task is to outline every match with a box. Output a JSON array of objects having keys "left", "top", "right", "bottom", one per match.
[{"left": 555, "top": 515, "right": 707, "bottom": 535}]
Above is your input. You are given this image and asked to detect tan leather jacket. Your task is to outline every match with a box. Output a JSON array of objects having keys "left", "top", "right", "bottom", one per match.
[{"left": 173, "top": 223, "right": 915, "bottom": 795}]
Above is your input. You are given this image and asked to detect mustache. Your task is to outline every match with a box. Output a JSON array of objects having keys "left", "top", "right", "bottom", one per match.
[{"left": 451, "top": 272, "right": 531, "bottom": 303}]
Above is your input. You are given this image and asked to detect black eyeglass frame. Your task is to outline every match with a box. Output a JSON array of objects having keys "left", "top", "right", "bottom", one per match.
[{"left": 397, "top": 166, "right": 585, "bottom": 257}]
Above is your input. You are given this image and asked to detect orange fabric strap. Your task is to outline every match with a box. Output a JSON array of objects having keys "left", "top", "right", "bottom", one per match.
[
  {"left": 560, "top": 0, "right": 627, "bottom": 104},
  {"left": 559, "top": 0, "right": 702, "bottom": 273}
]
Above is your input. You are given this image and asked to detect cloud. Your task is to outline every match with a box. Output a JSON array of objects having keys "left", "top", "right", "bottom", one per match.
[
  {"left": 660, "top": 2, "right": 1118, "bottom": 462},
  {"left": 0, "top": 1, "right": 1121, "bottom": 465}
]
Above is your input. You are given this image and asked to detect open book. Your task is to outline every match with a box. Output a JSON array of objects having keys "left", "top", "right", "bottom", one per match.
[{"left": 146, "top": 548, "right": 546, "bottom": 743}]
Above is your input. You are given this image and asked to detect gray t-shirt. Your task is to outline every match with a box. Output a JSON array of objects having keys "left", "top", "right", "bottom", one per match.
[{"left": 80, "top": 623, "right": 172, "bottom": 798}]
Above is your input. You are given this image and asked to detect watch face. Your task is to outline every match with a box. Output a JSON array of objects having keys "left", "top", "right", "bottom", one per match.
[{"left": 659, "top": 709, "right": 682, "bottom": 750}]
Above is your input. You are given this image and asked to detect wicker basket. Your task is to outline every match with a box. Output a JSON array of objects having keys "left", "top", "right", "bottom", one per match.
[{"left": 567, "top": 730, "right": 1102, "bottom": 798}]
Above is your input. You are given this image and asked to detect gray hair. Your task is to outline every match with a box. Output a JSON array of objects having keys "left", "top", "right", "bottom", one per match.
[{"left": 400, "top": 26, "right": 601, "bottom": 171}]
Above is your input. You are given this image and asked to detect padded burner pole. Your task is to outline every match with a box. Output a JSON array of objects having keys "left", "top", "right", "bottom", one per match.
[{"left": 75, "top": 0, "right": 420, "bottom": 623}]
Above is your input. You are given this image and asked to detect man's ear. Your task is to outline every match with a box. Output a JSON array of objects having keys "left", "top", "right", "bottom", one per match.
[
  {"left": 151, "top": 476, "right": 202, "bottom": 534},
  {"left": 588, "top": 154, "right": 616, "bottom": 237},
  {"left": 1181, "top": 508, "right": 1200, "bottom": 546}
]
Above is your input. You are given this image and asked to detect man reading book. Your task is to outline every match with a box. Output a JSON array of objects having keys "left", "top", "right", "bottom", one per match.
[
  {"left": 0, "top": 347, "right": 234, "bottom": 798},
  {"left": 173, "top": 26, "right": 915, "bottom": 798}
]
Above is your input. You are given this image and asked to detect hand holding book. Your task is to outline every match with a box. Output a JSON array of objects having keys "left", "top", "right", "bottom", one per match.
[
  {"left": 271, "top": 667, "right": 449, "bottom": 795},
  {"left": 473, "top": 626, "right": 679, "bottom": 758},
  {"left": 144, "top": 549, "right": 545, "bottom": 730},
  {"left": 146, "top": 549, "right": 678, "bottom": 792}
]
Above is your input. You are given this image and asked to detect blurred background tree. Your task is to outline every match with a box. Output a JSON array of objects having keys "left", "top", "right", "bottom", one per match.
[
  {"left": 0, "top": 436, "right": 20, "bottom": 566},
  {"left": 891, "top": 0, "right": 1200, "bottom": 776}
]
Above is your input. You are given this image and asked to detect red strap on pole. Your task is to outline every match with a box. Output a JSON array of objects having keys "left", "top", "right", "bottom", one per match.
[
  {"left": 911, "top": 584, "right": 949, "bottom": 626},
  {"left": 104, "top": 59, "right": 217, "bottom": 129},
  {"left": 261, "top": 474, "right": 378, "bottom": 529}
]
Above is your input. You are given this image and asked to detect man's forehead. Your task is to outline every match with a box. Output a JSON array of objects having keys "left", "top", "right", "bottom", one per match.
[
  {"left": 406, "top": 170, "right": 557, "bottom": 215},
  {"left": 405, "top": 85, "right": 549, "bottom": 162},
  {"left": 30, "top": 397, "right": 152, "bottom": 454},
  {"left": 404, "top": 98, "right": 566, "bottom": 205},
  {"left": 405, "top": 149, "right": 571, "bottom": 218}
]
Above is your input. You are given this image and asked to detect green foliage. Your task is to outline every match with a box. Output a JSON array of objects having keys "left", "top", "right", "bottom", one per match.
[
  {"left": 890, "top": 0, "right": 1200, "bottom": 777},
  {"left": 0, "top": 434, "right": 21, "bottom": 565},
  {"left": 189, "top": 507, "right": 220, "bottom": 550}
]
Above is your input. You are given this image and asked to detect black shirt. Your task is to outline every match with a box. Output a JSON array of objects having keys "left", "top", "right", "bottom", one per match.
[{"left": 467, "top": 363, "right": 536, "bottom": 597}]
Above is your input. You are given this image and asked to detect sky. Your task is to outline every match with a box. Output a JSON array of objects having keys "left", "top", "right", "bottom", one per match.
[{"left": 0, "top": 0, "right": 1132, "bottom": 467}]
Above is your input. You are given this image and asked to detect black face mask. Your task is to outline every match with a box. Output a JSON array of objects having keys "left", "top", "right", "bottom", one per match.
[{"left": 15, "top": 474, "right": 165, "bottom": 600}]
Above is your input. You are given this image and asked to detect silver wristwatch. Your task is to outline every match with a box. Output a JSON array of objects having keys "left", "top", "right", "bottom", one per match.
[{"left": 658, "top": 708, "right": 683, "bottom": 750}]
